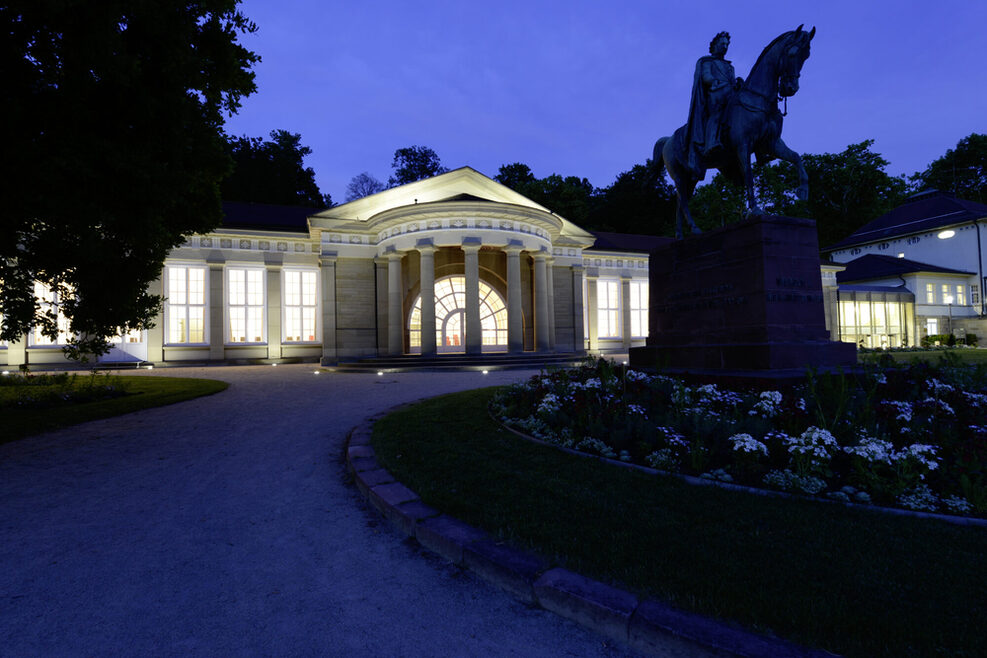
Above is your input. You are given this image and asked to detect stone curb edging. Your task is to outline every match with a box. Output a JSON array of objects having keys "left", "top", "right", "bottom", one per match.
[
  {"left": 345, "top": 409, "right": 834, "bottom": 658},
  {"left": 490, "top": 408, "right": 987, "bottom": 528}
]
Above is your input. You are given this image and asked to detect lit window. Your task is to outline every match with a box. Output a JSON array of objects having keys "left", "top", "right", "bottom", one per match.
[
  {"left": 956, "top": 285, "right": 967, "bottom": 306},
  {"left": 408, "top": 276, "right": 507, "bottom": 351},
  {"left": 942, "top": 284, "right": 953, "bottom": 305},
  {"left": 227, "top": 267, "right": 265, "bottom": 343},
  {"left": 110, "top": 328, "right": 143, "bottom": 344},
  {"left": 165, "top": 265, "right": 207, "bottom": 344},
  {"left": 283, "top": 270, "right": 319, "bottom": 342},
  {"left": 925, "top": 283, "right": 935, "bottom": 304},
  {"left": 629, "top": 281, "right": 649, "bottom": 338},
  {"left": 31, "top": 282, "right": 72, "bottom": 346},
  {"left": 972, "top": 284, "right": 980, "bottom": 305},
  {"left": 597, "top": 280, "right": 621, "bottom": 338},
  {"left": 926, "top": 318, "right": 939, "bottom": 335}
]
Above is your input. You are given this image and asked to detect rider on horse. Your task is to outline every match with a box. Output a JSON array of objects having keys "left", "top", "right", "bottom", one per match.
[{"left": 685, "top": 32, "right": 744, "bottom": 174}]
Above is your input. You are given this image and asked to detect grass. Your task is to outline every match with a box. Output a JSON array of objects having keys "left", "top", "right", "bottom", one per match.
[
  {"left": 2, "top": 375, "right": 228, "bottom": 443},
  {"left": 859, "top": 347, "right": 987, "bottom": 365},
  {"left": 373, "top": 386, "right": 987, "bottom": 658}
]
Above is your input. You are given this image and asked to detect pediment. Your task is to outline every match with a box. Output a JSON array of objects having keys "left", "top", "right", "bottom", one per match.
[{"left": 312, "top": 167, "right": 553, "bottom": 221}]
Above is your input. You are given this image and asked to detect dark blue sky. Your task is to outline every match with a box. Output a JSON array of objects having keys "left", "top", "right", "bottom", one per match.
[{"left": 224, "top": 0, "right": 986, "bottom": 204}]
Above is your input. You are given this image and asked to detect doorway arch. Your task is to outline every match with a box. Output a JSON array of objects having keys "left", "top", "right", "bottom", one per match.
[{"left": 408, "top": 276, "right": 508, "bottom": 353}]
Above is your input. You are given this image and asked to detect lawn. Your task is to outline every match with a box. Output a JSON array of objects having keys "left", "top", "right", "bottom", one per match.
[
  {"left": 1, "top": 374, "right": 228, "bottom": 443},
  {"left": 860, "top": 347, "right": 987, "bottom": 365},
  {"left": 372, "top": 386, "right": 987, "bottom": 658}
]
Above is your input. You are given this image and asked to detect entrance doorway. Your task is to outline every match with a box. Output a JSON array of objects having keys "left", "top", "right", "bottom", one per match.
[{"left": 408, "top": 276, "right": 508, "bottom": 353}]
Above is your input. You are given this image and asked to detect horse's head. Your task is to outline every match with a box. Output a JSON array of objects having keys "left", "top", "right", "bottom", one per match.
[{"left": 778, "top": 25, "right": 815, "bottom": 98}]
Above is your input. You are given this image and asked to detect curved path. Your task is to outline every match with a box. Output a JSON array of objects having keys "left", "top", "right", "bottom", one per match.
[{"left": 1, "top": 364, "right": 647, "bottom": 656}]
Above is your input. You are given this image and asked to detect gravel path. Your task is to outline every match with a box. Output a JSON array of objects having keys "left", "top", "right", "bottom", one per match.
[{"left": 1, "top": 364, "right": 642, "bottom": 656}]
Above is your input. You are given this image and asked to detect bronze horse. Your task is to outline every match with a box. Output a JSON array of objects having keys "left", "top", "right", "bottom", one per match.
[{"left": 655, "top": 26, "right": 815, "bottom": 238}]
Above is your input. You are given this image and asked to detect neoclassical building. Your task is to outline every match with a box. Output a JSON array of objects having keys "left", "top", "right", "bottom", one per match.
[{"left": 2, "top": 168, "right": 659, "bottom": 367}]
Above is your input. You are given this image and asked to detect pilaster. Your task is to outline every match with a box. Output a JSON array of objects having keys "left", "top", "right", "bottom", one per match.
[
  {"left": 320, "top": 251, "right": 338, "bottom": 364},
  {"left": 463, "top": 239, "right": 482, "bottom": 355}
]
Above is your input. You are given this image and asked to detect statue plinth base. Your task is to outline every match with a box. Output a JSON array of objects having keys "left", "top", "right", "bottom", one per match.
[{"left": 629, "top": 215, "right": 856, "bottom": 372}]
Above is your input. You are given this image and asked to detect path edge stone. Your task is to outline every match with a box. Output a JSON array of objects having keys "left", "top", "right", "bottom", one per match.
[{"left": 344, "top": 410, "right": 836, "bottom": 658}]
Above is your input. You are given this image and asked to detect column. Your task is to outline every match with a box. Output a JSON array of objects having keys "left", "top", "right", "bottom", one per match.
[
  {"left": 417, "top": 240, "right": 437, "bottom": 357},
  {"left": 462, "top": 238, "right": 482, "bottom": 355},
  {"left": 620, "top": 275, "right": 632, "bottom": 351},
  {"left": 208, "top": 262, "right": 225, "bottom": 360},
  {"left": 387, "top": 251, "right": 403, "bottom": 355},
  {"left": 320, "top": 251, "right": 338, "bottom": 364},
  {"left": 546, "top": 258, "right": 556, "bottom": 351},
  {"left": 505, "top": 242, "right": 524, "bottom": 353},
  {"left": 146, "top": 274, "right": 164, "bottom": 363},
  {"left": 7, "top": 334, "right": 27, "bottom": 370},
  {"left": 533, "top": 251, "right": 550, "bottom": 352},
  {"left": 266, "top": 264, "right": 282, "bottom": 360},
  {"left": 374, "top": 256, "right": 388, "bottom": 353},
  {"left": 585, "top": 269, "right": 599, "bottom": 352},
  {"left": 571, "top": 265, "right": 585, "bottom": 352}
]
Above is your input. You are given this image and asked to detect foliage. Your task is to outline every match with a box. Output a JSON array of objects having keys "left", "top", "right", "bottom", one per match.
[
  {"left": 388, "top": 145, "right": 449, "bottom": 186},
  {"left": 345, "top": 172, "right": 387, "bottom": 202},
  {"left": 374, "top": 387, "right": 987, "bottom": 658},
  {"left": 492, "top": 359, "right": 987, "bottom": 516},
  {"left": 222, "top": 129, "right": 332, "bottom": 207},
  {"left": 586, "top": 162, "right": 677, "bottom": 236},
  {"left": 921, "top": 333, "right": 954, "bottom": 347},
  {"left": 913, "top": 133, "right": 987, "bottom": 204},
  {"left": 689, "top": 172, "right": 746, "bottom": 230},
  {"left": 1, "top": 1, "right": 259, "bottom": 359},
  {"left": 495, "top": 164, "right": 599, "bottom": 227}
]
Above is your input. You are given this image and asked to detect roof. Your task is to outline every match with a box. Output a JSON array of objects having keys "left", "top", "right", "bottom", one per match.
[
  {"left": 587, "top": 231, "right": 674, "bottom": 253},
  {"left": 836, "top": 253, "right": 974, "bottom": 283},
  {"left": 838, "top": 283, "right": 914, "bottom": 295},
  {"left": 825, "top": 190, "right": 987, "bottom": 251},
  {"left": 221, "top": 201, "right": 317, "bottom": 233}
]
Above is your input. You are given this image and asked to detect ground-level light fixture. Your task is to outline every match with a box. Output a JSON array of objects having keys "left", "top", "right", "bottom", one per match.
[
  {"left": 377, "top": 371, "right": 383, "bottom": 376},
  {"left": 482, "top": 369, "right": 489, "bottom": 375},
  {"left": 938, "top": 229, "right": 956, "bottom": 240},
  {"left": 1, "top": 370, "right": 9, "bottom": 376}
]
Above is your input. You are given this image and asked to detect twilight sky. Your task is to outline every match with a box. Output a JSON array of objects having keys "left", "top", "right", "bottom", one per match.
[{"left": 224, "top": 0, "right": 986, "bottom": 205}]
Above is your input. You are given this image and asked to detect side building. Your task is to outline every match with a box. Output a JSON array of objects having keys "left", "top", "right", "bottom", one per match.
[{"left": 823, "top": 190, "right": 987, "bottom": 347}]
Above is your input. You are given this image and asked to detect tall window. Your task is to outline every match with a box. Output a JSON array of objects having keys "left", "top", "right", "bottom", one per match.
[
  {"left": 166, "top": 265, "right": 207, "bottom": 344},
  {"left": 283, "top": 270, "right": 319, "bottom": 342},
  {"left": 227, "top": 267, "right": 265, "bottom": 343},
  {"left": 31, "top": 282, "right": 71, "bottom": 346},
  {"left": 597, "top": 280, "right": 621, "bottom": 338},
  {"left": 956, "top": 284, "right": 967, "bottom": 306},
  {"left": 972, "top": 284, "right": 980, "bottom": 306},
  {"left": 942, "top": 284, "right": 952, "bottom": 304},
  {"left": 408, "top": 276, "right": 507, "bottom": 351},
  {"left": 629, "top": 280, "right": 649, "bottom": 338},
  {"left": 925, "top": 283, "right": 935, "bottom": 304}
]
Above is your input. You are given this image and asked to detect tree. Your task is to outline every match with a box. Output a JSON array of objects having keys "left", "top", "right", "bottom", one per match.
[
  {"left": 345, "top": 172, "right": 387, "bottom": 202},
  {"left": 915, "top": 133, "right": 987, "bottom": 204},
  {"left": 690, "top": 173, "right": 746, "bottom": 232},
  {"left": 494, "top": 164, "right": 598, "bottom": 225},
  {"left": 587, "top": 162, "right": 677, "bottom": 236},
  {"left": 389, "top": 146, "right": 449, "bottom": 186},
  {"left": 222, "top": 130, "right": 332, "bottom": 207},
  {"left": 755, "top": 141, "right": 908, "bottom": 246},
  {"left": 1, "top": 1, "right": 259, "bottom": 359},
  {"left": 494, "top": 163, "right": 537, "bottom": 191}
]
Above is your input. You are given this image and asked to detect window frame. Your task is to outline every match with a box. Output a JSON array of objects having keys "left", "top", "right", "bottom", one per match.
[
  {"left": 225, "top": 265, "right": 267, "bottom": 345},
  {"left": 28, "top": 282, "right": 72, "bottom": 347},
  {"left": 597, "top": 279, "right": 621, "bottom": 339},
  {"left": 164, "top": 263, "right": 209, "bottom": 346},
  {"left": 281, "top": 268, "right": 321, "bottom": 344},
  {"left": 629, "top": 280, "right": 649, "bottom": 339}
]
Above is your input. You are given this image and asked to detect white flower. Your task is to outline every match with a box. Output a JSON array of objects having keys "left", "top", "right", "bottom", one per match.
[
  {"left": 844, "top": 436, "right": 894, "bottom": 463},
  {"left": 882, "top": 400, "right": 913, "bottom": 423},
  {"left": 729, "top": 433, "right": 769, "bottom": 456},
  {"left": 627, "top": 404, "right": 648, "bottom": 417},
  {"left": 942, "top": 495, "right": 973, "bottom": 514},
  {"left": 898, "top": 484, "right": 938, "bottom": 511},
  {"left": 786, "top": 426, "right": 838, "bottom": 461},
  {"left": 537, "top": 393, "right": 561, "bottom": 415},
  {"left": 893, "top": 443, "right": 939, "bottom": 471},
  {"left": 748, "top": 390, "right": 783, "bottom": 418},
  {"left": 926, "top": 378, "right": 955, "bottom": 395}
]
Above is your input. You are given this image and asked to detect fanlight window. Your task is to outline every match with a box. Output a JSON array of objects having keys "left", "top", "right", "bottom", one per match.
[{"left": 408, "top": 276, "right": 507, "bottom": 352}]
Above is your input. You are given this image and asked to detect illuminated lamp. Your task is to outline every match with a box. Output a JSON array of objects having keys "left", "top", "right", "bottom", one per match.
[{"left": 937, "top": 229, "right": 955, "bottom": 240}]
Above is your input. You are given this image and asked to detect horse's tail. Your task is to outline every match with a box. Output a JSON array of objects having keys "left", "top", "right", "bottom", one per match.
[{"left": 650, "top": 137, "right": 669, "bottom": 184}]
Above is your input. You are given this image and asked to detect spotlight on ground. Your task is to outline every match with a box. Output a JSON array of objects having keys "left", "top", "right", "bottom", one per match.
[
  {"left": 482, "top": 369, "right": 489, "bottom": 375},
  {"left": 146, "top": 365, "right": 154, "bottom": 370},
  {"left": 1, "top": 370, "right": 9, "bottom": 376},
  {"left": 313, "top": 370, "right": 321, "bottom": 375},
  {"left": 377, "top": 371, "right": 383, "bottom": 376},
  {"left": 272, "top": 363, "right": 278, "bottom": 367}
]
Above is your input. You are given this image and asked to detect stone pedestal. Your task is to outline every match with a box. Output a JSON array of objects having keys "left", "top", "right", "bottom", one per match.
[{"left": 629, "top": 215, "right": 856, "bottom": 372}]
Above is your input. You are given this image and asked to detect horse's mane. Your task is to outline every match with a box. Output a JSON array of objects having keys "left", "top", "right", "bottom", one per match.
[{"left": 747, "top": 30, "right": 797, "bottom": 77}]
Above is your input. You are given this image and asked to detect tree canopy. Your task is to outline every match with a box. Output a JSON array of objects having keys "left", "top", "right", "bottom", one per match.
[
  {"left": 345, "top": 172, "right": 387, "bottom": 202},
  {"left": 389, "top": 146, "right": 449, "bottom": 186},
  {"left": 913, "top": 133, "right": 987, "bottom": 204},
  {"left": 1, "top": 1, "right": 259, "bottom": 358},
  {"left": 222, "top": 130, "right": 332, "bottom": 207}
]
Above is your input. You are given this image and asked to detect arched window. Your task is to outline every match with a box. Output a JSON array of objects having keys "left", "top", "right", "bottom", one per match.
[{"left": 408, "top": 276, "right": 507, "bottom": 352}]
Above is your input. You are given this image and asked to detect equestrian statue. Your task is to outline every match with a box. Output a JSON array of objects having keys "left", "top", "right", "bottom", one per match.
[{"left": 655, "top": 26, "right": 815, "bottom": 238}]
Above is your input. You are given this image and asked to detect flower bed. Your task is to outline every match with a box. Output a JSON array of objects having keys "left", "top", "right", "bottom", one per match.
[{"left": 491, "top": 359, "right": 987, "bottom": 518}]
